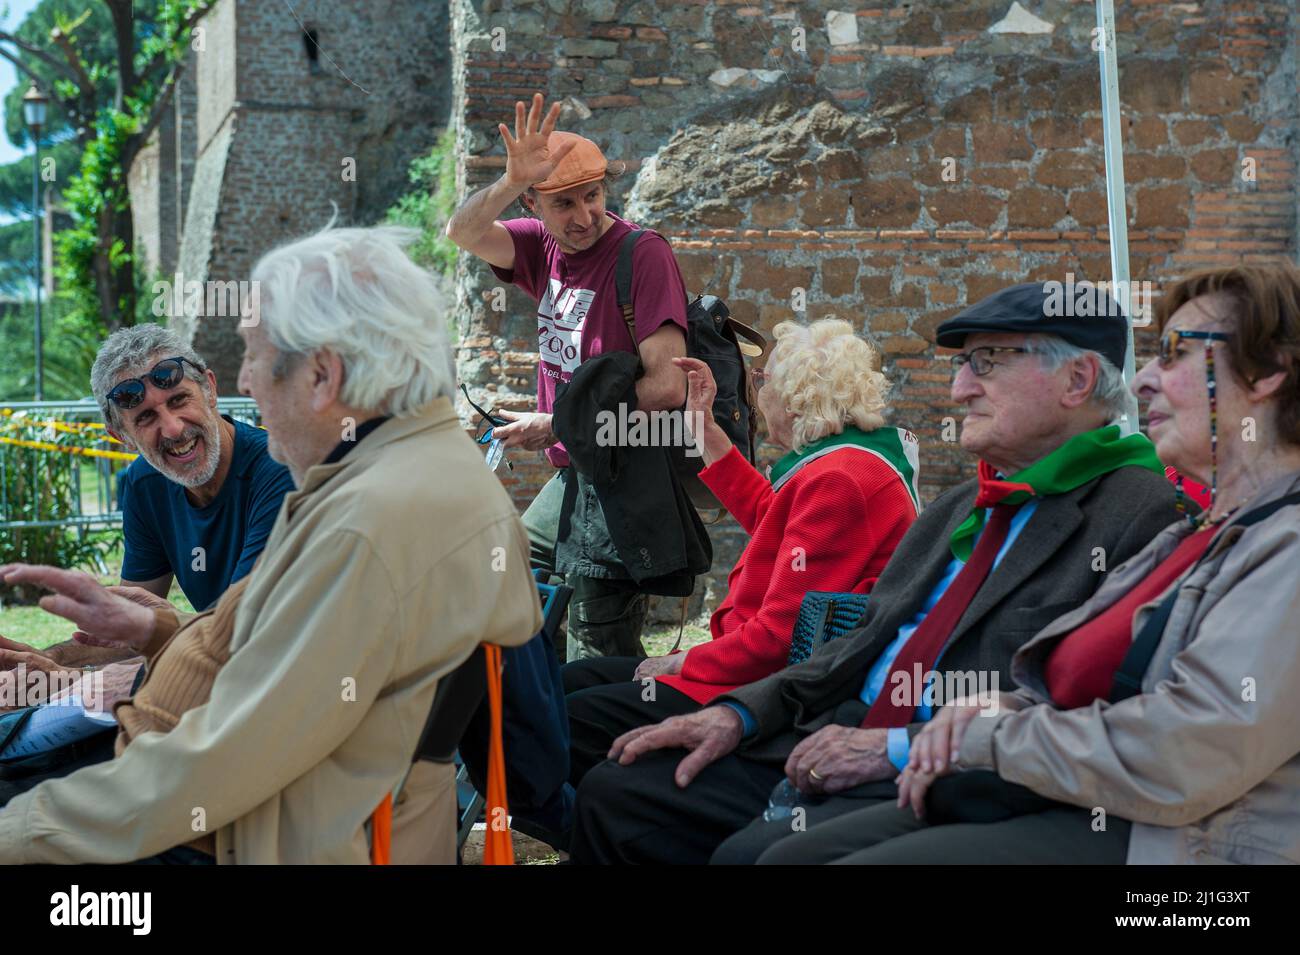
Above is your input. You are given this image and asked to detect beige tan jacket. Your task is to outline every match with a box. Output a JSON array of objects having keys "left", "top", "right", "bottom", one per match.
[
  {"left": 0, "top": 397, "right": 541, "bottom": 864},
  {"left": 960, "top": 470, "right": 1300, "bottom": 864}
]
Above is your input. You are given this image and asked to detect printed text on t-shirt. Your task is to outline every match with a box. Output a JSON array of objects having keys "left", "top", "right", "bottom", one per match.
[{"left": 538, "top": 278, "right": 595, "bottom": 375}]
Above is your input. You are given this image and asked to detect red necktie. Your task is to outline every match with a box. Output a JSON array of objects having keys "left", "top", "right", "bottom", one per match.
[{"left": 861, "top": 503, "right": 1020, "bottom": 728}]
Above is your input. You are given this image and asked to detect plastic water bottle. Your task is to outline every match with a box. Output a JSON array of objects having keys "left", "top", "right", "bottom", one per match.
[{"left": 762, "top": 778, "right": 801, "bottom": 822}]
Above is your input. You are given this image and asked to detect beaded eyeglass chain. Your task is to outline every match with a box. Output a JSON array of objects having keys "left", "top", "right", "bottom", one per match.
[{"left": 1175, "top": 346, "right": 1228, "bottom": 528}]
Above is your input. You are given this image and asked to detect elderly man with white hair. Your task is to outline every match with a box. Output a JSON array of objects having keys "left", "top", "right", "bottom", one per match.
[{"left": 0, "top": 225, "right": 541, "bottom": 864}]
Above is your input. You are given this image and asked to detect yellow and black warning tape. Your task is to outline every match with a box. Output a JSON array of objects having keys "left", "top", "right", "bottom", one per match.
[
  {"left": 0, "top": 435, "right": 137, "bottom": 462},
  {"left": 0, "top": 409, "right": 135, "bottom": 461}
]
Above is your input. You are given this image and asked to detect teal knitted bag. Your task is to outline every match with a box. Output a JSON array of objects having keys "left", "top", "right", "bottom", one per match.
[{"left": 787, "top": 591, "right": 870, "bottom": 666}]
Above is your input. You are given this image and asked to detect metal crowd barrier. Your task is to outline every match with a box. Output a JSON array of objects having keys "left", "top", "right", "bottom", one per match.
[{"left": 0, "top": 398, "right": 262, "bottom": 532}]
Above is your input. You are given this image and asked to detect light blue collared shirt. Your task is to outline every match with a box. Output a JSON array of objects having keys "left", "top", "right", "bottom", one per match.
[{"left": 722, "top": 501, "right": 1039, "bottom": 772}]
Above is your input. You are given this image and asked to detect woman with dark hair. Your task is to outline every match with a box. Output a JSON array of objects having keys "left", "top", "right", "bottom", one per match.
[{"left": 751, "top": 263, "right": 1300, "bottom": 865}]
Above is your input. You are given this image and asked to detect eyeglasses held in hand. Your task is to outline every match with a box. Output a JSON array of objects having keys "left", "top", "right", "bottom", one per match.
[{"left": 460, "top": 383, "right": 513, "bottom": 472}]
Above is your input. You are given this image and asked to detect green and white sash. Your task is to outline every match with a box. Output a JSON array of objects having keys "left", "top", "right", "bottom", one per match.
[{"left": 768, "top": 426, "right": 922, "bottom": 513}]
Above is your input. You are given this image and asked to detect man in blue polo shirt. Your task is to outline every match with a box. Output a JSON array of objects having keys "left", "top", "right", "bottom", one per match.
[
  {"left": 0, "top": 325, "right": 293, "bottom": 675},
  {"left": 98, "top": 326, "right": 294, "bottom": 612}
]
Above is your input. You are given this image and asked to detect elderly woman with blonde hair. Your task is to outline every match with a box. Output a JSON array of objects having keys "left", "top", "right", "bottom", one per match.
[{"left": 562, "top": 317, "right": 922, "bottom": 785}]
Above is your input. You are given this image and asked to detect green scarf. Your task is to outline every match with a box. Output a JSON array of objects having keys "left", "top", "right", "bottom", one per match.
[
  {"left": 769, "top": 425, "right": 922, "bottom": 513},
  {"left": 950, "top": 424, "right": 1164, "bottom": 560}
]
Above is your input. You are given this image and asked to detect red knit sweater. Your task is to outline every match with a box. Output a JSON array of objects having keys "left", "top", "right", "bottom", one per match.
[
  {"left": 657, "top": 444, "right": 917, "bottom": 704},
  {"left": 1044, "top": 526, "right": 1216, "bottom": 708}
]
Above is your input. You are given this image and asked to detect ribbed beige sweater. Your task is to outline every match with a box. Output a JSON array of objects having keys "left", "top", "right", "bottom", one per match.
[
  {"left": 111, "top": 577, "right": 250, "bottom": 854},
  {"left": 114, "top": 579, "right": 248, "bottom": 757}
]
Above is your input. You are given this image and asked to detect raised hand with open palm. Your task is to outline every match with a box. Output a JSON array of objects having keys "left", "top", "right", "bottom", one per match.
[{"left": 499, "top": 92, "right": 577, "bottom": 189}]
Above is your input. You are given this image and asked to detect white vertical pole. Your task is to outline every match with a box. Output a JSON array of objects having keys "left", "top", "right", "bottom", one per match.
[{"left": 1095, "top": 0, "right": 1140, "bottom": 434}]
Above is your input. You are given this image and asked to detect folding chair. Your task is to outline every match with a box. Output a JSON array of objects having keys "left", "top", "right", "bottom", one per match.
[
  {"left": 445, "top": 577, "right": 572, "bottom": 849},
  {"left": 455, "top": 576, "right": 572, "bottom": 846},
  {"left": 369, "top": 576, "right": 572, "bottom": 864}
]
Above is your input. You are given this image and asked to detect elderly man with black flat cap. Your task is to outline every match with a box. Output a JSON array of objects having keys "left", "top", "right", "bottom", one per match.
[{"left": 568, "top": 281, "right": 1184, "bottom": 865}]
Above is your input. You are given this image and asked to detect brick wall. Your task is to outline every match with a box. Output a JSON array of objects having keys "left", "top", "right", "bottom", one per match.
[
  {"left": 131, "top": 0, "right": 452, "bottom": 386},
  {"left": 450, "top": 0, "right": 1299, "bottom": 619}
]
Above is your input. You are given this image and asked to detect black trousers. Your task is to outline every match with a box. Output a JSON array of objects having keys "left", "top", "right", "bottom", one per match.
[
  {"left": 570, "top": 746, "right": 789, "bottom": 864},
  {"left": 711, "top": 781, "right": 900, "bottom": 865},
  {"left": 0, "top": 730, "right": 116, "bottom": 807},
  {"left": 753, "top": 794, "right": 1132, "bottom": 864},
  {"left": 718, "top": 767, "right": 1133, "bottom": 865},
  {"left": 573, "top": 753, "right": 1132, "bottom": 865},
  {"left": 563, "top": 656, "right": 702, "bottom": 787},
  {"left": 567, "top": 677, "right": 895, "bottom": 864}
]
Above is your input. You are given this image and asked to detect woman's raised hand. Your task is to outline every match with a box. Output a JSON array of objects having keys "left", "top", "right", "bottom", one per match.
[{"left": 673, "top": 356, "right": 718, "bottom": 443}]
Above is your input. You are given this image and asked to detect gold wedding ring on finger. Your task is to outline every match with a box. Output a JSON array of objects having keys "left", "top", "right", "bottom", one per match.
[{"left": 809, "top": 768, "right": 826, "bottom": 781}]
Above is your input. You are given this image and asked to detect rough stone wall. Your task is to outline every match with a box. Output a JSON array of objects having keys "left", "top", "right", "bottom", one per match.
[
  {"left": 131, "top": 94, "right": 183, "bottom": 283},
  {"left": 132, "top": 0, "right": 452, "bottom": 386},
  {"left": 450, "top": 0, "right": 1299, "bottom": 619},
  {"left": 174, "top": 59, "right": 199, "bottom": 260},
  {"left": 127, "top": 135, "right": 164, "bottom": 281}
]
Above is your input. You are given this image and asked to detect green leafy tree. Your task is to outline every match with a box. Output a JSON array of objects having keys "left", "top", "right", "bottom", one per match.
[
  {"left": 385, "top": 127, "right": 461, "bottom": 280},
  {"left": 0, "top": 0, "right": 211, "bottom": 338},
  {"left": 0, "top": 298, "right": 99, "bottom": 400}
]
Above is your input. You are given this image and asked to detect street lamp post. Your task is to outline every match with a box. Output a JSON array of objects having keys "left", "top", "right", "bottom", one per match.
[{"left": 23, "top": 83, "right": 48, "bottom": 401}]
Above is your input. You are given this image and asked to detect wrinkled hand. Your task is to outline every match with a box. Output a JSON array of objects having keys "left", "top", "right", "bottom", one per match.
[
  {"left": 633, "top": 653, "right": 685, "bottom": 681},
  {"left": 671, "top": 356, "right": 731, "bottom": 464},
  {"left": 784, "top": 725, "right": 893, "bottom": 795},
  {"left": 895, "top": 766, "right": 941, "bottom": 820},
  {"left": 107, "top": 585, "right": 174, "bottom": 611},
  {"left": 607, "top": 705, "right": 743, "bottom": 788},
  {"left": 491, "top": 410, "right": 558, "bottom": 451},
  {"left": 500, "top": 93, "right": 577, "bottom": 189},
  {"left": 64, "top": 660, "right": 145, "bottom": 715},
  {"left": 68, "top": 585, "right": 175, "bottom": 646},
  {"left": 906, "top": 692, "right": 1012, "bottom": 775},
  {"left": 894, "top": 693, "right": 1014, "bottom": 819},
  {"left": 672, "top": 357, "right": 717, "bottom": 430},
  {"left": 0, "top": 635, "right": 62, "bottom": 675},
  {"left": 0, "top": 564, "right": 155, "bottom": 653}
]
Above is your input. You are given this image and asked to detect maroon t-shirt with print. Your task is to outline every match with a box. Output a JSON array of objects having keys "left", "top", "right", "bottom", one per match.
[{"left": 490, "top": 212, "right": 689, "bottom": 468}]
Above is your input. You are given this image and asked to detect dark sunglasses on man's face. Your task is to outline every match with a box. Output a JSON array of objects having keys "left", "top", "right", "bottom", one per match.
[
  {"left": 105, "top": 357, "right": 205, "bottom": 410},
  {"left": 1157, "top": 329, "right": 1232, "bottom": 368}
]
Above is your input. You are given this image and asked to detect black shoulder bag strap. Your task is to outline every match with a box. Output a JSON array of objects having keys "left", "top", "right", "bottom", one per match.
[
  {"left": 1109, "top": 490, "right": 1300, "bottom": 703},
  {"left": 614, "top": 226, "right": 648, "bottom": 362}
]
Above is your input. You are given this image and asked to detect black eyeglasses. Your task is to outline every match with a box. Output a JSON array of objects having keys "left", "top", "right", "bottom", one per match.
[
  {"left": 951, "top": 346, "right": 1030, "bottom": 377},
  {"left": 105, "top": 357, "right": 205, "bottom": 410},
  {"left": 1158, "top": 329, "right": 1232, "bottom": 367},
  {"left": 460, "top": 384, "right": 513, "bottom": 472}
]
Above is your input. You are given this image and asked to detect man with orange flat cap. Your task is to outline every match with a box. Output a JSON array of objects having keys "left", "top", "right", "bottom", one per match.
[{"left": 446, "top": 92, "right": 690, "bottom": 662}]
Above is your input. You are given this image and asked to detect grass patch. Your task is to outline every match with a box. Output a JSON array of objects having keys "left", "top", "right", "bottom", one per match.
[
  {"left": 0, "top": 547, "right": 193, "bottom": 650},
  {"left": 642, "top": 623, "right": 712, "bottom": 657}
]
